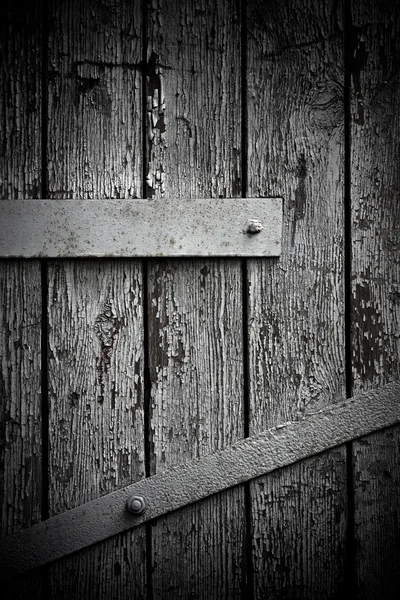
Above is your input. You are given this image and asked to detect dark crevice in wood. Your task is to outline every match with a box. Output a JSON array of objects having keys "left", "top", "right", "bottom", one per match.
[
  {"left": 344, "top": 0, "right": 356, "bottom": 595},
  {"left": 241, "top": 2, "right": 254, "bottom": 599}
]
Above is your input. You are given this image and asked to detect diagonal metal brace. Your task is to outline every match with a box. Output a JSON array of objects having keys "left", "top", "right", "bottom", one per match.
[{"left": 1, "top": 381, "right": 399, "bottom": 580}]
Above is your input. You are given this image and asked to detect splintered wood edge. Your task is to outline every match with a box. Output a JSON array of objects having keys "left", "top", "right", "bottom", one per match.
[
  {"left": 0, "top": 380, "right": 399, "bottom": 580},
  {"left": 0, "top": 198, "right": 283, "bottom": 258}
]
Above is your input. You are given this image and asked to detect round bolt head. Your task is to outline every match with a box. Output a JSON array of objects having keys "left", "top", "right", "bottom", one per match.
[
  {"left": 126, "top": 495, "right": 147, "bottom": 516},
  {"left": 246, "top": 219, "right": 264, "bottom": 234}
]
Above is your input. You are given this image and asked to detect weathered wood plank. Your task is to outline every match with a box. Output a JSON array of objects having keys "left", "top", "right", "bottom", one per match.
[
  {"left": 0, "top": 1, "right": 42, "bottom": 597},
  {"left": 0, "top": 197, "right": 283, "bottom": 258},
  {"left": 0, "top": 266, "right": 42, "bottom": 528},
  {"left": 351, "top": 1, "right": 400, "bottom": 596},
  {"left": 0, "top": 262, "right": 42, "bottom": 596},
  {"left": 148, "top": 260, "right": 245, "bottom": 598},
  {"left": 47, "top": 260, "right": 147, "bottom": 598},
  {"left": 0, "top": 1, "right": 42, "bottom": 199},
  {"left": 2, "top": 379, "right": 399, "bottom": 581},
  {"left": 252, "top": 448, "right": 347, "bottom": 598},
  {"left": 47, "top": 0, "right": 142, "bottom": 200},
  {"left": 247, "top": 0, "right": 347, "bottom": 596},
  {"left": 47, "top": 261, "right": 145, "bottom": 509},
  {"left": 46, "top": 0, "right": 146, "bottom": 597},
  {"left": 146, "top": 0, "right": 245, "bottom": 597},
  {"left": 353, "top": 428, "right": 400, "bottom": 599}
]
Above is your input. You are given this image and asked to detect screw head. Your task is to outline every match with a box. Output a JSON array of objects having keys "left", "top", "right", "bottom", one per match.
[
  {"left": 126, "top": 495, "right": 147, "bottom": 515},
  {"left": 246, "top": 219, "right": 264, "bottom": 234}
]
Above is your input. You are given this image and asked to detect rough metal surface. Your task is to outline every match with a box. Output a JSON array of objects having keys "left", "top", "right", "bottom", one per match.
[
  {"left": 0, "top": 198, "right": 282, "bottom": 258},
  {"left": 0, "top": 381, "right": 399, "bottom": 580}
]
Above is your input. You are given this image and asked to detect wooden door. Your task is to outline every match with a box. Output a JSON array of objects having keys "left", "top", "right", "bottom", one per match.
[{"left": 1, "top": 1, "right": 399, "bottom": 599}]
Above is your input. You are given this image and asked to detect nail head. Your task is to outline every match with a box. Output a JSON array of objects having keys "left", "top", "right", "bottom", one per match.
[{"left": 126, "top": 495, "right": 147, "bottom": 516}]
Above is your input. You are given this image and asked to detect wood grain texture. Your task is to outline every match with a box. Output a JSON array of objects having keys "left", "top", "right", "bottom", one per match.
[
  {"left": 0, "top": 0, "right": 41, "bottom": 199},
  {"left": 0, "top": 1, "right": 42, "bottom": 597},
  {"left": 145, "top": 0, "right": 242, "bottom": 200},
  {"left": 47, "top": 0, "right": 146, "bottom": 596},
  {"left": 0, "top": 264, "right": 42, "bottom": 532},
  {"left": 151, "top": 488, "right": 245, "bottom": 599},
  {"left": 353, "top": 428, "right": 400, "bottom": 599},
  {"left": 47, "top": 260, "right": 147, "bottom": 598},
  {"left": 146, "top": 0, "right": 245, "bottom": 597},
  {"left": 351, "top": 1, "right": 400, "bottom": 596},
  {"left": 247, "top": 0, "right": 345, "bottom": 429},
  {"left": 48, "top": 260, "right": 145, "bottom": 510},
  {"left": 47, "top": 528, "right": 147, "bottom": 600},
  {"left": 47, "top": 0, "right": 142, "bottom": 200},
  {"left": 148, "top": 261, "right": 245, "bottom": 598},
  {"left": 0, "top": 262, "right": 42, "bottom": 598},
  {"left": 251, "top": 448, "right": 347, "bottom": 598},
  {"left": 246, "top": 0, "right": 347, "bottom": 596}
]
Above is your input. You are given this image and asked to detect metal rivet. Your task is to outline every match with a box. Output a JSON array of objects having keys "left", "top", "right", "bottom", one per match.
[
  {"left": 246, "top": 219, "right": 264, "bottom": 234},
  {"left": 126, "top": 495, "right": 147, "bottom": 515}
]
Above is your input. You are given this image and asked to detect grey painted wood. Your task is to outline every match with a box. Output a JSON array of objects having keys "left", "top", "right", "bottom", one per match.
[
  {"left": 351, "top": 1, "right": 400, "bottom": 597},
  {"left": 0, "top": 262, "right": 43, "bottom": 595},
  {"left": 251, "top": 448, "right": 347, "bottom": 598},
  {"left": 47, "top": 0, "right": 142, "bottom": 200},
  {"left": 1, "top": 380, "right": 399, "bottom": 580},
  {"left": 0, "top": 2, "right": 42, "bottom": 199},
  {"left": 246, "top": 0, "right": 347, "bottom": 596},
  {"left": 0, "top": 198, "right": 283, "bottom": 258},
  {"left": 46, "top": 1, "right": 147, "bottom": 597},
  {"left": 47, "top": 260, "right": 147, "bottom": 599},
  {"left": 353, "top": 428, "right": 400, "bottom": 599},
  {"left": 0, "top": 263, "right": 42, "bottom": 531},
  {"left": 146, "top": 1, "right": 246, "bottom": 597},
  {"left": 0, "top": 2, "right": 43, "bottom": 597},
  {"left": 47, "top": 261, "right": 145, "bottom": 510}
]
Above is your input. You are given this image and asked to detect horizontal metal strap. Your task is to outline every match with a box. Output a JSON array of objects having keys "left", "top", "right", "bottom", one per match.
[
  {"left": 0, "top": 198, "right": 282, "bottom": 257},
  {"left": 1, "top": 381, "right": 399, "bottom": 580}
]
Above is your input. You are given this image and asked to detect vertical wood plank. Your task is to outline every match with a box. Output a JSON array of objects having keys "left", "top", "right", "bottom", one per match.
[
  {"left": 0, "top": 0, "right": 42, "bottom": 199},
  {"left": 47, "top": 260, "right": 147, "bottom": 599},
  {"left": 0, "top": 1, "right": 42, "bottom": 596},
  {"left": 47, "top": 1, "right": 146, "bottom": 597},
  {"left": 247, "top": 0, "right": 347, "bottom": 596},
  {"left": 146, "top": 1, "right": 245, "bottom": 597},
  {"left": 0, "top": 265, "right": 42, "bottom": 531},
  {"left": 351, "top": 1, "right": 400, "bottom": 597},
  {"left": 0, "top": 262, "right": 42, "bottom": 598},
  {"left": 47, "top": 0, "right": 142, "bottom": 200},
  {"left": 251, "top": 448, "right": 347, "bottom": 598}
]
